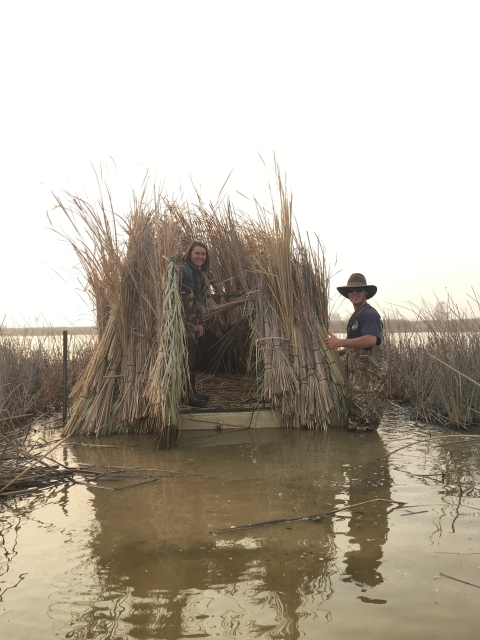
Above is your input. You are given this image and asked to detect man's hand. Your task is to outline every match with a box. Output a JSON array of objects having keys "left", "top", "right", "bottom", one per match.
[
  {"left": 325, "top": 332, "right": 377, "bottom": 350},
  {"left": 325, "top": 330, "right": 342, "bottom": 349}
]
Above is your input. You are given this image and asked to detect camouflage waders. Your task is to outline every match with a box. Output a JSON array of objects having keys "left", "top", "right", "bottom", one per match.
[
  {"left": 182, "top": 292, "right": 205, "bottom": 390},
  {"left": 345, "top": 345, "right": 387, "bottom": 430}
]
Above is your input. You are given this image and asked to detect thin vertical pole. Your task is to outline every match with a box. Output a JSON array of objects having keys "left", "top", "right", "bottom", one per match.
[{"left": 63, "top": 330, "right": 68, "bottom": 424}]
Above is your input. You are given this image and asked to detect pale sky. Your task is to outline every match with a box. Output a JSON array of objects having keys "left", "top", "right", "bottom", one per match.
[{"left": 1, "top": 1, "right": 479, "bottom": 326}]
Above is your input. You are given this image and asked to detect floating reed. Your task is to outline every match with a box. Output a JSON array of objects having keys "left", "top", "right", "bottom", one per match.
[{"left": 53, "top": 168, "right": 345, "bottom": 445}]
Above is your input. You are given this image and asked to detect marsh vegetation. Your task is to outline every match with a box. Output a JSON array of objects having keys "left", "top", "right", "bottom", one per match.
[
  {"left": 0, "top": 328, "right": 94, "bottom": 427},
  {"left": 384, "top": 295, "right": 480, "bottom": 428},
  {"left": 1, "top": 295, "right": 479, "bottom": 432}
]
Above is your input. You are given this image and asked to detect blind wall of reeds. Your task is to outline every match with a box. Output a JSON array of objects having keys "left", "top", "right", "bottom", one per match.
[{"left": 55, "top": 176, "right": 346, "bottom": 446}]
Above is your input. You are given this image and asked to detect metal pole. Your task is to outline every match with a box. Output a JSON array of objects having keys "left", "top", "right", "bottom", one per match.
[{"left": 63, "top": 330, "right": 68, "bottom": 423}]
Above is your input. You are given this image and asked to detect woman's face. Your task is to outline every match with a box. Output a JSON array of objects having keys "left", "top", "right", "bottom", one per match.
[{"left": 190, "top": 245, "right": 207, "bottom": 269}]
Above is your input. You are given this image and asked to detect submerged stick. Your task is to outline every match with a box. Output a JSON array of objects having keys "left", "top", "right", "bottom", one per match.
[
  {"left": 400, "top": 510, "right": 429, "bottom": 516},
  {"left": 74, "top": 481, "right": 115, "bottom": 490},
  {"left": 439, "top": 573, "right": 480, "bottom": 589},
  {"left": 382, "top": 435, "right": 480, "bottom": 459},
  {"left": 210, "top": 498, "right": 406, "bottom": 533},
  {"left": 463, "top": 484, "right": 476, "bottom": 495},
  {"left": 113, "top": 473, "right": 202, "bottom": 491},
  {"left": 64, "top": 443, "right": 121, "bottom": 448},
  {"left": 0, "top": 487, "right": 43, "bottom": 497}
]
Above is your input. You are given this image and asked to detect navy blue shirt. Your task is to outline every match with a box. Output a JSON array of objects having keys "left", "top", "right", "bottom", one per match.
[{"left": 347, "top": 306, "right": 382, "bottom": 345}]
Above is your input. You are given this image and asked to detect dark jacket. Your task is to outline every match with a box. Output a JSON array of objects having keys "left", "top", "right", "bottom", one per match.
[
  {"left": 178, "top": 262, "right": 207, "bottom": 326},
  {"left": 178, "top": 262, "right": 207, "bottom": 296}
]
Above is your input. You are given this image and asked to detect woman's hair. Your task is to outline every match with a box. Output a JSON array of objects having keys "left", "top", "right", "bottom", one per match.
[{"left": 182, "top": 241, "right": 210, "bottom": 272}]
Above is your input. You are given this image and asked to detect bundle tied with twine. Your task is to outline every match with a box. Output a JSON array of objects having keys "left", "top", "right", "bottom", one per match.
[
  {"left": 55, "top": 169, "right": 346, "bottom": 445},
  {"left": 145, "top": 258, "right": 188, "bottom": 447},
  {"left": 251, "top": 169, "right": 345, "bottom": 427}
]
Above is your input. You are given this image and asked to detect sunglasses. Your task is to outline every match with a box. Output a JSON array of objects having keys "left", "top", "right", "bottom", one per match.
[{"left": 347, "top": 287, "right": 365, "bottom": 293}]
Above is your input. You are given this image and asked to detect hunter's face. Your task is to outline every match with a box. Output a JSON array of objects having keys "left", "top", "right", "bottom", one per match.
[
  {"left": 190, "top": 246, "right": 207, "bottom": 269},
  {"left": 347, "top": 288, "right": 367, "bottom": 306}
]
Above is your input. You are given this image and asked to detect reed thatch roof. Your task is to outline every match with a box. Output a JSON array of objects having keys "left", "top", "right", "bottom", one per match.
[{"left": 55, "top": 170, "right": 346, "bottom": 446}]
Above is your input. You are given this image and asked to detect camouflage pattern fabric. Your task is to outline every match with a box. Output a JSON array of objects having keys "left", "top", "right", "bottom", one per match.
[
  {"left": 182, "top": 292, "right": 205, "bottom": 370},
  {"left": 182, "top": 292, "right": 205, "bottom": 337},
  {"left": 187, "top": 336, "right": 199, "bottom": 370},
  {"left": 345, "top": 345, "right": 387, "bottom": 430}
]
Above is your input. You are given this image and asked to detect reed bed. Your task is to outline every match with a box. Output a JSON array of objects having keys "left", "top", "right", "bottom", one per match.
[
  {"left": 384, "top": 294, "right": 480, "bottom": 428},
  {"left": 53, "top": 170, "right": 345, "bottom": 444},
  {"left": 0, "top": 328, "right": 95, "bottom": 427}
]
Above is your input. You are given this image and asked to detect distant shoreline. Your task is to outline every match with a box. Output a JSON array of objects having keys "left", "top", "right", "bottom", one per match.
[
  {"left": 1, "top": 326, "right": 97, "bottom": 336},
  {"left": 2, "top": 320, "right": 478, "bottom": 336}
]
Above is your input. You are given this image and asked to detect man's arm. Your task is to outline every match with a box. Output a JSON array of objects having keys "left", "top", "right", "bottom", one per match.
[{"left": 325, "top": 331, "right": 377, "bottom": 350}]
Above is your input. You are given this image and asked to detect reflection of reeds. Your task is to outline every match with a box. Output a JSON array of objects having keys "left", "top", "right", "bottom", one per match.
[
  {"left": 49, "top": 169, "right": 345, "bottom": 442},
  {"left": 385, "top": 293, "right": 480, "bottom": 427},
  {"left": 0, "top": 327, "right": 94, "bottom": 426}
]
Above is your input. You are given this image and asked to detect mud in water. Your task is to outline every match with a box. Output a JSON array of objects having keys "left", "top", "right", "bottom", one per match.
[{"left": 1, "top": 407, "right": 480, "bottom": 639}]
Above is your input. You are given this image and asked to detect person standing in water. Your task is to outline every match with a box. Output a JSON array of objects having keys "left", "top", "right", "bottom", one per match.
[
  {"left": 325, "top": 273, "right": 387, "bottom": 431},
  {"left": 175, "top": 242, "right": 210, "bottom": 408}
]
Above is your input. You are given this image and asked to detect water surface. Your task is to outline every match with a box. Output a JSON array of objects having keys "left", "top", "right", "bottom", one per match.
[{"left": 1, "top": 408, "right": 479, "bottom": 639}]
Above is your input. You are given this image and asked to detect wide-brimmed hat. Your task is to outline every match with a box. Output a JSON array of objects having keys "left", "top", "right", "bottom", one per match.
[{"left": 337, "top": 273, "right": 377, "bottom": 299}]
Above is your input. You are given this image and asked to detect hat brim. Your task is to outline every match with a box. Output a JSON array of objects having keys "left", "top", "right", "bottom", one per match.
[{"left": 337, "top": 285, "right": 377, "bottom": 299}]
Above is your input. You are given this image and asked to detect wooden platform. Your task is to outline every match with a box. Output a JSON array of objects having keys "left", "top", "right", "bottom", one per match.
[
  {"left": 180, "top": 407, "right": 281, "bottom": 431},
  {"left": 179, "top": 407, "right": 345, "bottom": 431},
  {"left": 179, "top": 374, "right": 346, "bottom": 431}
]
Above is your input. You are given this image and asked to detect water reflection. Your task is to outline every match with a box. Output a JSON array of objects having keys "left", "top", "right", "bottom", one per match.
[
  {"left": 62, "top": 427, "right": 392, "bottom": 638},
  {"left": 342, "top": 433, "right": 391, "bottom": 590},
  {"left": 3, "top": 411, "right": 480, "bottom": 638}
]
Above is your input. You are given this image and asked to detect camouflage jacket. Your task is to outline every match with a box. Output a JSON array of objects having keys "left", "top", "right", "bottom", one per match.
[{"left": 178, "top": 262, "right": 207, "bottom": 327}]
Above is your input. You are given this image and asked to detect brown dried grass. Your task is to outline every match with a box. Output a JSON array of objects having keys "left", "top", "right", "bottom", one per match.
[
  {"left": 50, "top": 168, "right": 345, "bottom": 444},
  {"left": 384, "top": 292, "right": 480, "bottom": 428},
  {"left": 0, "top": 326, "right": 95, "bottom": 427}
]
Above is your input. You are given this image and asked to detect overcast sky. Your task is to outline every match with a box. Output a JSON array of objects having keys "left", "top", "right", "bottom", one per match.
[{"left": 1, "top": 1, "right": 479, "bottom": 326}]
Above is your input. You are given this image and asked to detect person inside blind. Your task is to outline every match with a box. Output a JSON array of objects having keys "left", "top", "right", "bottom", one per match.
[{"left": 175, "top": 242, "right": 210, "bottom": 408}]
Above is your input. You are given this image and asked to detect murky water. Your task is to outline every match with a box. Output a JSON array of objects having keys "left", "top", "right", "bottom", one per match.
[{"left": 1, "top": 408, "right": 480, "bottom": 639}]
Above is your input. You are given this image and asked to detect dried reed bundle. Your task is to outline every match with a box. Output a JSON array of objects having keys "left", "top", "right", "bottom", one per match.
[
  {"left": 250, "top": 167, "right": 345, "bottom": 428},
  {"left": 57, "top": 196, "right": 157, "bottom": 438},
  {"left": 147, "top": 260, "right": 188, "bottom": 447}
]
